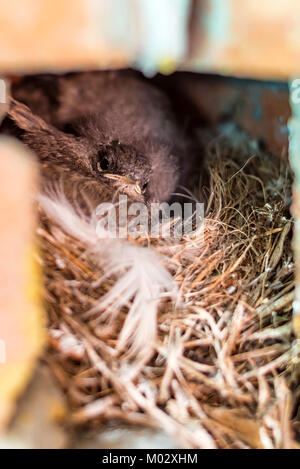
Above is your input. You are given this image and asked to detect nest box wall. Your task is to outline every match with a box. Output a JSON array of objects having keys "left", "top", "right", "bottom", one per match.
[{"left": 0, "top": 0, "right": 299, "bottom": 79}]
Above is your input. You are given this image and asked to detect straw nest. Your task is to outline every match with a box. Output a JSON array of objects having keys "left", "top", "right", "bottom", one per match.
[{"left": 37, "top": 126, "right": 300, "bottom": 449}]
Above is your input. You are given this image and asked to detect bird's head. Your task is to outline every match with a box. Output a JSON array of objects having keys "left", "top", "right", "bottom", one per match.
[
  {"left": 91, "top": 140, "right": 152, "bottom": 202},
  {"left": 8, "top": 99, "right": 153, "bottom": 203}
]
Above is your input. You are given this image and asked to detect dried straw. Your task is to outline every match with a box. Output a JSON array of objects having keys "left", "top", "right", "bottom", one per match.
[{"left": 37, "top": 128, "right": 299, "bottom": 449}]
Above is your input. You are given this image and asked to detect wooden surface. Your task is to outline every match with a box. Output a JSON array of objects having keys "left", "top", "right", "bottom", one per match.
[
  {"left": 0, "top": 0, "right": 299, "bottom": 79},
  {"left": 187, "top": 0, "right": 300, "bottom": 80},
  {"left": 0, "top": 139, "right": 44, "bottom": 431},
  {"left": 0, "top": 0, "right": 132, "bottom": 73}
]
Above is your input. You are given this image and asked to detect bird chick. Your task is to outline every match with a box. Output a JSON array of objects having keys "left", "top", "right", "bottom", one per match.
[
  {"left": 7, "top": 99, "right": 152, "bottom": 202},
  {"left": 5, "top": 71, "right": 195, "bottom": 203}
]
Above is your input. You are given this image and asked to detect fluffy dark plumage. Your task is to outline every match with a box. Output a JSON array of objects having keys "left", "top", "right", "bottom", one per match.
[{"left": 4, "top": 71, "right": 195, "bottom": 202}]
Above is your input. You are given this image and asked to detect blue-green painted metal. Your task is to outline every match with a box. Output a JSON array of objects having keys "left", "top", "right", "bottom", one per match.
[
  {"left": 136, "top": 0, "right": 191, "bottom": 76},
  {"left": 289, "top": 79, "right": 300, "bottom": 327},
  {"left": 102, "top": 0, "right": 191, "bottom": 76}
]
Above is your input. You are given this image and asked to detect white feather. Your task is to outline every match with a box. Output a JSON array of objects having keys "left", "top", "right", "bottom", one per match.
[{"left": 38, "top": 192, "right": 176, "bottom": 363}]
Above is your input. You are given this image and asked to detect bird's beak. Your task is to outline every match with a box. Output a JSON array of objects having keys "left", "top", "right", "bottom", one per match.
[
  {"left": 102, "top": 173, "right": 136, "bottom": 184},
  {"left": 134, "top": 184, "right": 142, "bottom": 194},
  {"left": 102, "top": 173, "right": 143, "bottom": 195}
]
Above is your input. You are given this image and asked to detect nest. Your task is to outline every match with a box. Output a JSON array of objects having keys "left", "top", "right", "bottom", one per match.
[{"left": 37, "top": 127, "right": 299, "bottom": 449}]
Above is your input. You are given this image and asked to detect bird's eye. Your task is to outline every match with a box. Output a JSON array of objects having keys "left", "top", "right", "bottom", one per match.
[
  {"left": 62, "top": 123, "right": 80, "bottom": 137},
  {"left": 135, "top": 182, "right": 148, "bottom": 195},
  {"left": 98, "top": 157, "right": 110, "bottom": 171}
]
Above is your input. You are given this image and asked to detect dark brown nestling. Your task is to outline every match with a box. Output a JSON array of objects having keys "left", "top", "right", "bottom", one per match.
[
  {"left": 4, "top": 71, "right": 195, "bottom": 203},
  {"left": 7, "top": 99, "right": 152, "bottom": 202}
]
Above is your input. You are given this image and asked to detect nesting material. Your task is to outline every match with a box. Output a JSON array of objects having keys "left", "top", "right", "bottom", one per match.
[{"left": 37, "top": 128, "right": 298, "bottom": 449}]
